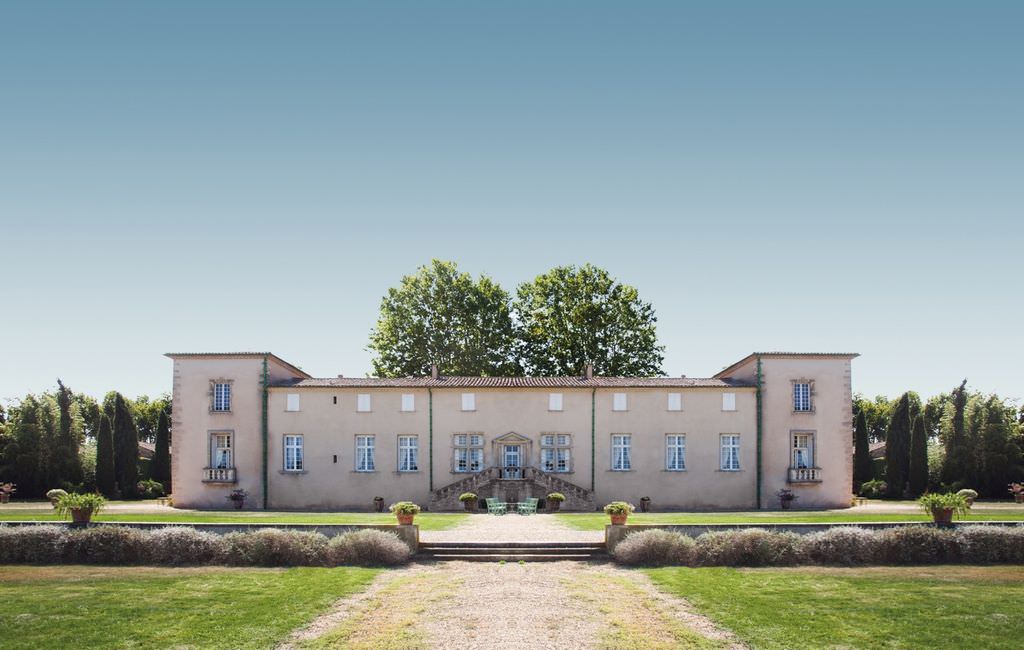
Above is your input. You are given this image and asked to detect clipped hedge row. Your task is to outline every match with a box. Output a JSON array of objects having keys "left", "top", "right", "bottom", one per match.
[
  {"left": 0, "top": 525, "right": 413, "bottom": 567},
  {"left": 612, "top": 525, "right": 1024, "bottom": 567}
]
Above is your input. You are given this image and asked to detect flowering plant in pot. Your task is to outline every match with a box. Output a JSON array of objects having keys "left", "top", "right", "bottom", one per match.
[
  {"left": 46, "top": 488, "right": 68, "bottom": 508},
  {"left": 1009, "top": 483, "right": 1024, "bottom": 504},
  {"left": 603, "top": 501, "right": 635, "bottom": 525},
  {"left": 918, "top": 492, "right": 968, "bottom": 526},
  {"left": 638, "top": 496, "right": 651, "bottom": 513},
  {"left": 0, "top": 482, "right": 16, "bottom": 504},
  {"left": 546, "top": 492, "right": 565, "bottom": 512},
  {"left": 458, "top": 492, "right": 478, "bottom": 512},
  {"left": 776, "top": 489, "right": 798, "bottom": 510},
  {"left": 957, "top": 488, "right": 978, "bottom": 507},
  {"left": 373, "top": 496, "right": 386, "bottom": 512},
  {"left": 227, "top": 489, "right": 248, "bottom": 509},
  {"left": 390, "top": 501, "right": 421, "bottom": 525},
  {"left": 56, "top": 492, "right": 106, "bottom": 524}
]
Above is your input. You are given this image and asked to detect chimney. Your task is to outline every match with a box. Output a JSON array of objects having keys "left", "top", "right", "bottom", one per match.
[
  {"left": 337, "top": 374, "right": 344, "bottom": 378},
  {"left": 430, "top": 364, "right": 439, "bottom": 380},
  {"left": 585, "top": 363, "right": 594, "bottom": 380}
]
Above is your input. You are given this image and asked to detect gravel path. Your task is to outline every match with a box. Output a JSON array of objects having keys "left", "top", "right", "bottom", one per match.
[{"left": 421, "top": 513, "right": 602, "bottom": 543}]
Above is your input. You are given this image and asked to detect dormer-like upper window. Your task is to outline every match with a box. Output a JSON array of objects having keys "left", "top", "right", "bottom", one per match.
[
  {"left": 213, "top": 383, "right": 232, "bottom": 412},
  {"left": 793, "top": 382, "right": 812, "bottom": 412}
]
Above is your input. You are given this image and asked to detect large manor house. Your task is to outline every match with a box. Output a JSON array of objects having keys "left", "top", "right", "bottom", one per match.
[{"left": 167, "top": 352, "right": 857, "bottom": 511}]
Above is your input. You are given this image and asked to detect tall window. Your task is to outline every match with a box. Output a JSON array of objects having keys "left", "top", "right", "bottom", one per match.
[
  {"left": 540, "top": 434, "right": 571, "bottom": 472},
  {"left": 213, "top": 383, "right": 231, "bottom": 412},
  {"left": 398, "top": 435, "right": 419, "bottom": 472},
  {"left": 613, "top": 393, "right": 628, "bottom": 411},
  {"left": 356, "top": 435, "right": 375, "bottom": 471},
  {"left": 666, "top": 434, "right": 686, "bottom": 471},
  {"left": 792, "top": 433, "right": 814, "bottom": 468},
  {"left": 461, "top": 393, "right": 476, "bottom": 411},
  {"left": 453, "top": 434, "right": 484, "bottom": 472},
  {"left": 401, "top": 394, "right": 415, "bottom": 412},
  {"left": 548, "top": 393, "right": 563, "bottom": 411},
  {"left": 612, "top": 434, "right": 632, "bottom": 471},
  {"left": 667, "top": 393, "right": 682, "bottom": 411},
  {"left": 211, "top": 433, "right": 232, "bottom": 468},
  {"left": 357, "top": 394, "right": 372, "bottom": 412},
  {"left": 722, "top": 392, "right": 736, "bottom": 411},
  {"left": 720, "top": 434, "right": 741, "bottom": 470},
  {"left": 793, "top": 383, "right": 812, "bottom": 412},
  {"left": 284, "top": 434, "right": 304, "bottom": 471}
]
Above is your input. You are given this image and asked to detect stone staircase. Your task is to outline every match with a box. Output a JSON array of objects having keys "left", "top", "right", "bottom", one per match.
[
  {"left": 429, "top": 466, "right": 595, "bottom": 512},
  {"left": 417, "top": 541, "right": 607, "bottom": 562}
]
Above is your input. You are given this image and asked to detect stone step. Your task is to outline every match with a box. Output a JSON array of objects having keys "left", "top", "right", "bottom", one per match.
[
  {"left": 420, "top": 546, "right": 603, "bottom": 555},
  {"left": 417, "top": 552, "right": 606, "bottom": 562},
  {"left": 421, "top": 541, "right": 603, "bottom": 549}
]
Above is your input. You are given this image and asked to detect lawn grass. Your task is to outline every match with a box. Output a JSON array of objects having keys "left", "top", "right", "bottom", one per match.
[
  {"left": 0, "top": 509, "right": 468, "bottom": 530},
  {"left": 0, "top": 565, "right": 380, "bottom": 650},
  {"left": 646, "top": 565, "right": 1024, "bottom": 650}
]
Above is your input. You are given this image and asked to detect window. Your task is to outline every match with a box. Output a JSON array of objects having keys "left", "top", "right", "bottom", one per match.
[
  {"left": 613, "top": 393, "right": 628, "bottom": 411},
  {"left": 453, "top": 434, "right": 484, "bottom": 472},
  {"left": 461, "top": 393, "right": 476, "bottom": 411},
  {"left": 722, "top": 392, "right": 736, "bottom": 411},
  {"left": 398, "top": 435, "right": 419, "bottom": 472},
  {"left": 210, "top": 433, "right": 232, "bottom": 468},
  {"left": 356, "top": 435, "right": 375, "bottom": 471},
  {"left": 284, "top": 434, "right": 304, "bottom": 471},
  {"left": 357, "top": 394, "right": 371, "bottom": 412},
  {"left": 720, "top": 434, "right": 741, "bottom": 470},
  {"left": 213, "top": 383, "right": 231, "bottom": 412},
  {"left": 666, "top": 434, "right": 686, "bottom": 471},
  {"left": 792, "top": 432, "right": 814, "bottom": 468},
  {"left": 548, "top": 393, "right": 563, "bottom": 411},
  {"left": 793, "top": 382, "right": 812, "bottom": 412},
  {"left": 540, "top": 434, "right": 571, "bottom": 472},
  {"left": 286, "top": 394, "right": 300, "bottom": 412},
  {"left": 667, "top": 393, "right": 682, "bottom": 411},
  {"left": 401, "top": 394, "right": 415, "bottom": 412},
  {"left": 612, "top": 434, "right": 632, "bottom": 470}
]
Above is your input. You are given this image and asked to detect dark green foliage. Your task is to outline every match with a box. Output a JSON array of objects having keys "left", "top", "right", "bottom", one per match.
[
  {"left": 853, "top": 394, "right": 895, "bottom": 443},
  {"left": 52, "top": 380, "right": 83, "bottom": 487},
  {"left": 853, "top": 409, "right": 873, "bottom": 489},
  {"left": 885, "top": 393, "right": 915, "bottom": 497},
  {"left": 151, "top": 409, "right": 171, "bottom": 488},
  {"left": 942, "top": 379, "right": 970, "bottom": 486},
  {"left": 111, "top": 393, "right": 139, "bottom": 497},
  {"left": 907, "top": 416, "right": 928, "bottom": 496},
  {"left": 1, "top": 397, "right": 46, "bottom": 496},
  {"left": 95, "top": 414, "right": 116, "bottom": 497}
]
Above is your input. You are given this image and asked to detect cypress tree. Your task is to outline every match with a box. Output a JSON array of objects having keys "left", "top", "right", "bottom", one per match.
[
  {"left": 907, "top": 415, "right": 929, "bottom": 496},
  {"left": 885, "top": 393, "right": 913, "bottom": 497},
  {"left": 112, "top": 393, "right": 139, "bottom": 497},
  {"left": 95, "top": 413, "right": 116, "bottom": 497},
  {"left": 151, "top": 409, "right": 171, "bottom": 489},
  {"left": 941, "top": 379, "right": 970, "bottom": 487},
  {"left": 853, "top": 409, "right": 873, "bottom": 490},
  {"left": 54, "top": 380, "right": 83, "bottom": 486}
]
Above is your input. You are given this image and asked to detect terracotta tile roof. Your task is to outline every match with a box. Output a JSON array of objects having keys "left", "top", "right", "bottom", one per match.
[{"left": 271, "top": 376, "right": 753, "bottom": 389}]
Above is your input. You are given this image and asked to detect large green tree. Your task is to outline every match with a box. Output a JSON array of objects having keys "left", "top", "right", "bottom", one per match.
[
  {"left": 907, "top": 415, "right": 929, "bottom": 496},
  {"left": 941, "top": 379, "right": 970, "bottom": 486},
  {"left": 853, "top": 409, "right": 873, "bottom": 489},
  {"left": 368, "top": 260, "right": 520, "bottom": 377},
  {"left": 53, "top": 379, "right": 83, "bottom": 486},
  {"left": 514, "top": 264, "right": 664, "bottom": 376},
  {"left": 151, "top": 409, "right": 171, "bottom": 489},
  {"left": 111, "top": 393, "right": 139, "bottom": 497},
  {"left": 884, "top": 392, "right": 916, "bottom": 497},
  {"left": 95, "top": 413, "right": 116, "bottom": 497}
]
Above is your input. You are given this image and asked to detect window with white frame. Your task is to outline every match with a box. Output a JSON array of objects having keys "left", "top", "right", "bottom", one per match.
[
  {"left": 461, "top": 393, "right": 475, "bottom": 411},
  {"left": 613, "top": 393, "right": 628, "bottom": 411},
  {"left": 355, "top": 435, "right": 375, "bottom": 471},
  {"left": 210, "top": 433, "right": 232, "bottom": 468},
  {"left": 667, "top": 393, "right": 682, "bottom": 411},
  {"left": 793, "top": 382, "right": 812, "bottom": 412},
  {"left": 284, "top": 434, "right": 303, "bottom": 471},
  {"left": 357, "top": 394, "right": 372, "bottom": 412},
  {"left": 453, "top": 434, "right": 484, "bottom": 472},
  {"left": 401, "top": 394, "right": 415, "bottom": 412},
  {"left": 722, "top": 392, "right": 736, "bottom": 411},
  {"left": 286, "top": 394, "right": 300, "bottom": 412},
  {"left": 611, "top": 434, "right": 632, "bottom": 470},
  {"left": 540, "top": 434, "right": 571, "bottom": 472},
  {"left": 212, "top": 383, "right": 231, "bottom": 412},
  {"left": 792, "top": 432, "right": 814, "bottom": 468},
  {"left": 398, "top": 435, "right": 419, "bottom": 472},
  {"left": 548, "top": 393, "right": 563, "bottom": 411},
  {"left": 720, "top": 434, "right": 741, "bottom": 470},
  {"left": 666, "top": 434, "right": 686, "bottom": 471}
]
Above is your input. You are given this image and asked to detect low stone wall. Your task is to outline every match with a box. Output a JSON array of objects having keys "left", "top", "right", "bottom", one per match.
[
  {"left": 2, "top": 521, "right": 419, "bottom": 550},
  {"left": 604, "top": 521, "right": 1024, "bottom": 551}
]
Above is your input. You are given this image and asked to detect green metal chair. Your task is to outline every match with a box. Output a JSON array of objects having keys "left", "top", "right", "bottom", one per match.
[
  {"left": 485, "top": 497, "right": 507, "bottom": 515},
  {"left": 517, "top": 497, "right": 539, "bottom": 515}
]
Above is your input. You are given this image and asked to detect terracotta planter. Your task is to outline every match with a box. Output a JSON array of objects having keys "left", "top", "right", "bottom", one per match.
[
  {"left": 70, "top": 507, "right": 93, "bottom": 524},
  {"left": 609, "top": 513, "right": 628, "bottom": 525},
  {"left": 0, "top": 493, "right": 9, "bottom": 504},
  {"left": 462, "top": 499, "right": 478, "bottom": 512},
  {"left": 396, "top": 513, "right": 415, "bottom": 525},
  {"left": 1015, "top": 494, "right": 1024, "bottom": 504},
  {"left": 547, "top": 500, "right": 561, "bottom": 512},
  {"left": 931, "top": 507, "right": 954, "bottom": 526},
  {"left": 232, "top": 499, "right": 244, "bottom": 510}
]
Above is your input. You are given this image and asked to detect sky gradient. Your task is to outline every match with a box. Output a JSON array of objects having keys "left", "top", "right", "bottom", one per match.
[{"left": 1, "top": 1, "right": 1022, "bottom": 403}]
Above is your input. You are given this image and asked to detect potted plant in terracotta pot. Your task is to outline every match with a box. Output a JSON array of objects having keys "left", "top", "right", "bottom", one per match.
[
  {"left": 1009, "top": 483, "right": 1024, "bottom": 504},
  {"left": 957, "top": 488, "right": 978, "bottom": 507},
  {"left": 227, "top": 489, "right": 248, "bottom": 510},
  {"left": 46, "top": 488, "right": 68, "bottom": 508},
  {"left": 0, "top": 483, "right": 16, "bottom": 504},
  {"left": 459, "top": 492, "right": 479, "bottom": 512},
  {"left": 776, "top": 489, "right": 798, "bottom": 510},
  {"left": 56, "top": 492, "right": 106, "bottom": 524},
  {"left": 390, "top": 501, "right": 421, "bottom": 525},
  {"left": 373, "top": 496, "right": 386, "bottom": 512},
  {"left": 546, "top": 492, "right": 565, "bottom": 512},
  {"left": 603, "top": 501, "right": 635, "bottom": 525},
  {"left": 639, "top": 496, "right": 651, "bottom": 513},
  {"left": 918, "top": 492, "right": 968, "bottom": 526}
]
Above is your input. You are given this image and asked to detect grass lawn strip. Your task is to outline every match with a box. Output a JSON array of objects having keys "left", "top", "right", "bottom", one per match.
[
  {"left": 645, "top": 565, "right": 1024, "bottom": 650},
  {"left": 0, "top": 565, "right": 380, "bottom": 650}
]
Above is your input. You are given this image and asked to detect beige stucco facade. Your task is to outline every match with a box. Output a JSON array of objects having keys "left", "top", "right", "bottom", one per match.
[{"left": 168, "top": 351, "right": 856, "bottom": 511}]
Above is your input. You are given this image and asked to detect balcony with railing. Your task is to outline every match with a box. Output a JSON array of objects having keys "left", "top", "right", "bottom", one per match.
[
  {"left": 788, "top": 467, "right": 822, "bottom": 483},
  {"left": 203, "top": 467, "right": 237, "bottom": 483}
]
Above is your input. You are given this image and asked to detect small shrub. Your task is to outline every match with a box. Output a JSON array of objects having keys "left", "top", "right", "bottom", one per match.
[
  {"left": 327, "top": 529, "right": 413, "bottom": 566},
  {"left": 876, "top": 526, "right": 961, "bottom": 564},
  {"left": 219, "top": 529, "right": 329, "bottom": 566},
  {"left": 957, "top": 526, "right": 1024, "bottom": 564},
  {"left": 918, "top": 492, "right": 969, "bottom": 519},
  {"left": 546, "top": 492, "right": 566, "bottom": 502},
  {"left": 956, "top": 488, "right": 978, "bottom": 500},
  {"left": 64, "top": 526, "right": 148, "bottom": 564},
  {"left": 146, "top": 527, "right": 224, "bottom": 565},
  {"left": 55, "top": 492, "right": 107, "bottom": 519},
  {"left": 136, "top": 479, "right": 166, "bottom": 499},
  {"left": 389, "top": 501, "right": 421, "bottom": 515},
  {"left": 45, "top": 488, "right": 68, "bottom": 503},
  {"left": 800, "top": 527, "right": 880, "bottom": 566},
  {"left": 0, "top": 525, "right": 68, "bottom": 563},
  {"left": 858, "top": 480, "right": 887, "bottom": 498},
  {"left": 695, "top": 529, "right": 802, "bottom": 567},
  {"left": 458, "top": 492, "right": 477, "bottom": 502},
  {"left": 603, "top": 502, "right": 635, "bottom": 515},
  {"left": 612, "top": 529, "right": 696, "bottom": 566}
]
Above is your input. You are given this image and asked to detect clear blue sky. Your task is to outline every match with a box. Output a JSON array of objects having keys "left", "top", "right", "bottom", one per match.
[{"left": 1, "top": 1, "right": 1021, "bottom": 403}]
